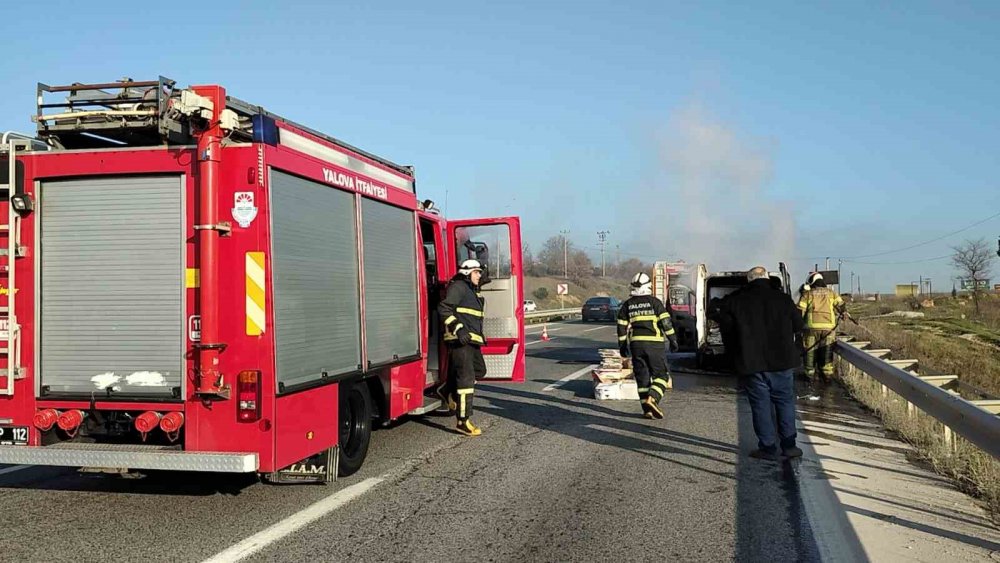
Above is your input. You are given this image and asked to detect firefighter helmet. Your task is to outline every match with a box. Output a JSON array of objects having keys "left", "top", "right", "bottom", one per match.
[
  {"left": 459, "top": 259, "right": 483, "bottom": 276},
  {"left": 631, "top": 272, "right": 652, "bottom": 295},
  {"left": 631, "top": 272, "right": 651, "bottom": 288}
]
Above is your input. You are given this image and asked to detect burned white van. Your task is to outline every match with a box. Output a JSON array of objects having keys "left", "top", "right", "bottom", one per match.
[{"left": 694, "top": 264, "right": 791, "bottom": 370}]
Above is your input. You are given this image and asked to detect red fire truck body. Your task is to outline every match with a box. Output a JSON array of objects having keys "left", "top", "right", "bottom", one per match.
[{"left": 0, "top": 78, "right": 524, "bottom": 481}]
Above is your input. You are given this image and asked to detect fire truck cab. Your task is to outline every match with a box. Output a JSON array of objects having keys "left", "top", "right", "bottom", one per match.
[{"left": 0, "top": 77, "right": 525, "bottom": 482}]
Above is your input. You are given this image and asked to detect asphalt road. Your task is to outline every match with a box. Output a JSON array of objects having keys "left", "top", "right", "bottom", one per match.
[{"left": 0, "top": 320, "right": 838, "bottom": 562}]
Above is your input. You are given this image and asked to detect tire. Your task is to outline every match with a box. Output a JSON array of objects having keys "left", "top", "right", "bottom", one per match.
[{"left": 338, "top": 380, "right": 373, "bottom": 477}]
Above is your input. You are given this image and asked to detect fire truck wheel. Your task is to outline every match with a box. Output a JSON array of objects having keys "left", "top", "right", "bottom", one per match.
[{"left": 338, "top": 381, "right": 373, "bottom": 477}]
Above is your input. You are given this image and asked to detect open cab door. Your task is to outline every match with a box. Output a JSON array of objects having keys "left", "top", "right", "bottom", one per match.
[
  {"left": 695, "top": 263, "right": 709, "bottom": 350},
  {"left": 446, "top": 217, "right": 525, "bottom": 382}
]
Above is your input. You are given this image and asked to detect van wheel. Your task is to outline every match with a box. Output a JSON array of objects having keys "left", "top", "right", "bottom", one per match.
[{"left": 338, "top": 381, "right": 373, "bottom": 477}]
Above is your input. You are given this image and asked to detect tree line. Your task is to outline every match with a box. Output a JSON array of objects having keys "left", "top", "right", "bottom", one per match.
[{"left": 522, "top": 235, "right": 652, "bottom": 282}]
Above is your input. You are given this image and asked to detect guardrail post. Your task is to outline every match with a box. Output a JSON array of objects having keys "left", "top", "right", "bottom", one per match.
[{"left": 942, "top": 425, "right": 954, "bottom": 453}]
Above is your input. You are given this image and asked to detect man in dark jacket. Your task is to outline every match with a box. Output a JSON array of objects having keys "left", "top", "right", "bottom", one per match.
[
  {"left": 437, "top": 259, "right": 488, "bottom": 437},
  {"left": 714, "top": 266, "right": 805, "bottom": 460}
]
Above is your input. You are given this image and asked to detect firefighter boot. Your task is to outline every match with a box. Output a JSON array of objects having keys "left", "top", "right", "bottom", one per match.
[
  {"left": 436, "top": 383, "right": 457, "bottom": 413},
  {"left": 644, "top": 397, "right": 665, "bottom": 420},
  {"left": 456, "top": 418, "right": 482, "bottom": 437}
]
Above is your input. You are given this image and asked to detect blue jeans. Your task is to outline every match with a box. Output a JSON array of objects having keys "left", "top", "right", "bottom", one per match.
[{"left": 744, "top": 369, "right": 797, "bottom": 453}]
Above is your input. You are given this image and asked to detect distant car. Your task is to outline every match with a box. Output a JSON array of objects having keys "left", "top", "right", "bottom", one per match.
[
  {"left": 523, "top": 299, "right": 538, "bottom": 312},
  {"left": 582, "top": 296, "right": 620, "bottom": 322}
]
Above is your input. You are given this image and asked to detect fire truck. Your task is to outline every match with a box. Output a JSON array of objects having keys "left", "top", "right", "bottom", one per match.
[
  {"left": 651, "top": 261, "right": 693, "bottom": 314},
  {"left": 0, "top": 77, "right": 525, "bottom": 482}
]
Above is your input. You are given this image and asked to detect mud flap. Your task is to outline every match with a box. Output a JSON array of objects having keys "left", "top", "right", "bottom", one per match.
[{"left": 267, "top": 446, "right": 337, "bottom": 484}]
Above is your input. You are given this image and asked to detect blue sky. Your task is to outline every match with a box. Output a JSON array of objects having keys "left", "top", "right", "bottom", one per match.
[{"left": 2, "top": 1, "right": 998, "bottom": 291}]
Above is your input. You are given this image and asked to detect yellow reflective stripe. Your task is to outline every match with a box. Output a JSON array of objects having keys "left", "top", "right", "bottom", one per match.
[
  {"left": 618, "top": 335, "right": 628, "bottom": 342},
  {"left": 453, "top": 323, "right": 465, "bottom": 333},
  {"left": 457, "top": 389, "right": 474, "bottom": 394},
  {"left": 457, "top": 388, "right": 473, "bottom": 418},
  {"left": 470, "top": 333, "right": 485, "bottom": 344},
  {"left": 631, "top": 335, "right": 665, "bottom": 342},
  {"left": 456, "top": 307, "right": 484, "bottom": 317},
  {"left": 444, "top": 315, "right": 457, "bottom": 326},
  {"left": 617, "top": 319, "right": 629, "bottom": 326},
  {"left": 658, "top": 312, "right": 671, "bottom": 320},
  {"left": 444, "top": 334, "right": 457, "bottom": 341},
  {"left": 246, "top": 252, "right": 266, "bottom": 336},
  {"left": 652, "top": 378, "right": 669, "bottom": 388},
  {"left": 664, "top": 328, "right": 676, "bottom": 336},
  {"left": 631, "top": 315, "right": 659, "bottom": 322},
  {"left": 637, "top": 387, "right": 650, "bottom": 392}
]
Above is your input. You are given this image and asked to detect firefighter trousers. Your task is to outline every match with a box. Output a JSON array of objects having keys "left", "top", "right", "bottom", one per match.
[
  {"left": 630, "top": 341, "right": 670, "bottom": 403},
  {"left": 804, "top": 329, "right": 837, "bottom": 379},
  {"left": 444, "top": 344, "right": 487, "bottom": 421}
]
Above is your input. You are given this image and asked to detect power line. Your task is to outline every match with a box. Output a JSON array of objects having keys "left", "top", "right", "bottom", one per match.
[
  {"left": 798, "top": 208, "right": 1000, "bottom": 261},
  {"left": 841, "top": 254, "right": 952, "bottom": 266}
]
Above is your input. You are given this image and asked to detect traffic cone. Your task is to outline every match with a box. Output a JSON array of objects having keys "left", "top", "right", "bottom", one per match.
[{"left": 541, "top": 324, "right": 550, "bottom": 341}]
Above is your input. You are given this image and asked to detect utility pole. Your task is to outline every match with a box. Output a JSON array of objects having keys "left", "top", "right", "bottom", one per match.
[
  {"left": 559, "top": 230, "right": 570, "bottom": 279},
  {"left": 838, "top": 259, "right": 843, "bottom": 293},
  {"left": 858, "top": 277, "right": 862, "bottom": 297},
  {"left": 597, "top": 230, "right": 610, "bottom": 278},
  {"left": 825, "top": 257, "right": 830, "bottom": 271},
  {"left": 851, "top": 271, "right": 855, "bottom": 296}
]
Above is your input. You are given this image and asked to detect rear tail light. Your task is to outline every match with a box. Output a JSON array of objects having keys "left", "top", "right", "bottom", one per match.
[
  {"left": 160, "top": 412, "right": 185, "bottom": 434},
  {"left": 134, "top": 411, "right": 162, "bottom": 439},
  {"left": 33, "top": 409, "right": 60, "bottom": 431},
  {"left": 57, "top": 410, "right": 85, "bottom": 434},
  {"left": 237, "top": 370, "right": 262, "bottom": 422}
]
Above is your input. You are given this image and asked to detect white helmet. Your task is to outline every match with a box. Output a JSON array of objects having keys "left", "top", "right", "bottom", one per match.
[
  {"left": 631, "top": 272, "right": 652, "bottom": 296},
  {"left": 459, "top": 259, "right": 483, "bottom": 276},
  {"left": 808, "top": 272, "right": 823, "bottom": 284}
]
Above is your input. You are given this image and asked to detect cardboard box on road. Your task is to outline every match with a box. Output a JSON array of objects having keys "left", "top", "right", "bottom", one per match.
[{"left": 593, "top": 349, "right": 640, "bottom": 400}]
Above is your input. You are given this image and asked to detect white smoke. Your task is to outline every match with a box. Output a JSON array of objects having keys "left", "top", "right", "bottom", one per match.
[{"left": 628, "top": 103, "right": 797, "bottom": 274}]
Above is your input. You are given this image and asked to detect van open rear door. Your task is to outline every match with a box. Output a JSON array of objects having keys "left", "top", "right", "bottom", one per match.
[
  {"left": 695, "top": 264, "right": 708, "bottom": 349},
  {"left": 446, "top": 217, "right": 525, "bottom": 382}
]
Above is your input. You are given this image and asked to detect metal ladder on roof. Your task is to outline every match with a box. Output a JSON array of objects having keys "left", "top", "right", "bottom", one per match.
[{"left": 0, "top": 134, "right": 36, "bottom": 396}]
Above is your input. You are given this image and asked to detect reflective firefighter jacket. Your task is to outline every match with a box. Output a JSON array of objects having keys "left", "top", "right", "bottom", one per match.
[
  {"left": 439, "top": 276, "right": 486, "bottom": 346},
  {"left": 617, "top": 295, "right": 675, "bottom": 345},
  {"left": 797, "top": 287, "right": 845, "bottom": 330}
]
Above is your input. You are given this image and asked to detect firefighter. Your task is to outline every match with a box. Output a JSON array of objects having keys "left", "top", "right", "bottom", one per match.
[
  {"left": 617, "top": 272, "right": 679, "bottom": 419},
  {"left": 437, "top": 259, "right": 488, "bottom": 436},
  {"left": 798, "top": 272, "right": 846, "bottom": 381}
]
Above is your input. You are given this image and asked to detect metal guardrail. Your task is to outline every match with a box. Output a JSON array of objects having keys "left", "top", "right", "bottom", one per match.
[
  {"left": 524, "top": 308, "right": 581, "bottom": 321},
  {"left": 835, "top": 339, "right": 1000, "bottom": 460}
]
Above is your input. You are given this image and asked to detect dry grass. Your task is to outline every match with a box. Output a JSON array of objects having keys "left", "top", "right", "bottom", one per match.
[
  {"left": 847, "top": 296, "right": 1000, "bottom": 397},
  {"left": 837, "top": 359, "right": 1000, "bottom": 522}
]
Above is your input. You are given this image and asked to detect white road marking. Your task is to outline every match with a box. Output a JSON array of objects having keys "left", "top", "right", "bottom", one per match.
[
  {"left": 525, "top": 338, "right": 553, "bottom": 346},
  {"left": 543, "top": 364, "right": 598, "bottom": 391},
  {"left": 0, "top": 465, "right": 30, "bottom": 476},
  {"left": 202, "top": 477, "right": 383, "bottom": 563},
  {"left": 582, "top": 325, "right": 614, "bottom": 333}
]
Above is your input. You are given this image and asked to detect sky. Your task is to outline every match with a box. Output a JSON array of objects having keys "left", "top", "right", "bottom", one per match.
[{"left": 1, "top": 1, "right": 998, "bottom": 292}]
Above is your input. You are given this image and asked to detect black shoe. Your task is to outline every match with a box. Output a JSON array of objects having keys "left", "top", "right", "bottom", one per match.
[
  {"left": 749, "top": 449, "right": 780, "bottom": 461},
  {"left": 782, "top": 446, "right": 803, "bottom": 459}
]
